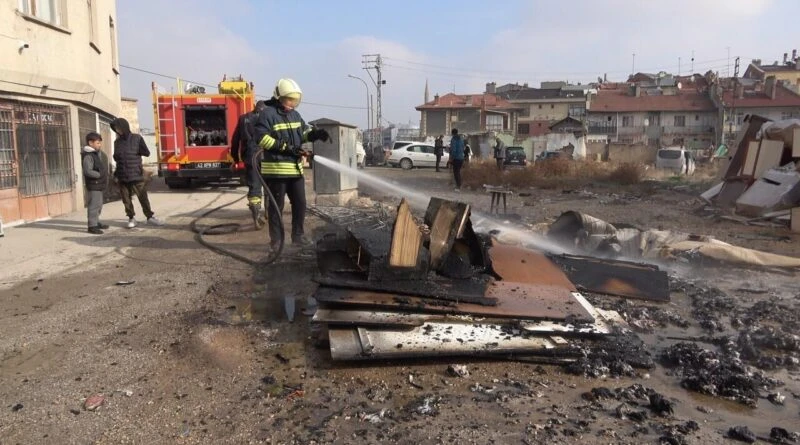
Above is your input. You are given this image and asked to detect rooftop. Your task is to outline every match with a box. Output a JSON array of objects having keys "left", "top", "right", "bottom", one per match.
[
  {"left": 416, "top": 92, "right": 519, "bottom": 110},
  {"left": 590, "top": 88, "right": 716, "bottom": 113},
  {"left": 720, "top": 83, "right": 800, "bottom": 108}
]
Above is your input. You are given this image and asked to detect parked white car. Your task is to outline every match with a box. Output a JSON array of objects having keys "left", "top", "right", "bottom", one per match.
[
  {"left": 656, "top": 147, "right": 695, "bottom": 175},
  {"left": 387, "top": 142, "right": 449, "bottom": 169}
]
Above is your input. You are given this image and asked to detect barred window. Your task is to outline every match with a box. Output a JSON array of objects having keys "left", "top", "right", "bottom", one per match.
[
  {"left": 13, "top": 103, "right": 73, "bottom": 196},
  {"left": 0, "top": 108, "right": 16, "bottom": 189}
]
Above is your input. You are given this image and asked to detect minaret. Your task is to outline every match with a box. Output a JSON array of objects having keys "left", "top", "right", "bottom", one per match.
[{"left": 424, "top": 78, "right": 430, "bottom": 103}]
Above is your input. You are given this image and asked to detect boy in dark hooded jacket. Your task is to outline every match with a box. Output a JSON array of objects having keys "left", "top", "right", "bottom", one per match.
[{"left": 110, "top": 118, "right": 164, "bottom": 228}]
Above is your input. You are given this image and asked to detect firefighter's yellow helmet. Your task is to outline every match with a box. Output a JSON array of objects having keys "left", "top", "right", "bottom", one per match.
[{"left": 273, "top": 78, "right": 302, "bottom": 103}]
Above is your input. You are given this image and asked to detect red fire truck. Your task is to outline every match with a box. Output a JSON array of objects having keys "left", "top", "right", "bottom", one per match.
[{"left": 152, "top": 76, "right": 254, "bottom": 188}]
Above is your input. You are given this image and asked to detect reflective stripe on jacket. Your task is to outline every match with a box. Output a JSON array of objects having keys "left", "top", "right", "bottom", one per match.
[{"left": 254, "top": 99, "right": 311, "bottom": 178}]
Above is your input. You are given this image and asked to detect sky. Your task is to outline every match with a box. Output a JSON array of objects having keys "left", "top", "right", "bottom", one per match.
[{"left": 117, "top": 0, "right": 798, "bottom": 131}]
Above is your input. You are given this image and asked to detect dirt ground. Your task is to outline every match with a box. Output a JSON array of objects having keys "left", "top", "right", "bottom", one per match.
[{"left": 1, "top": 165, "right": 798, "bottom": 445}]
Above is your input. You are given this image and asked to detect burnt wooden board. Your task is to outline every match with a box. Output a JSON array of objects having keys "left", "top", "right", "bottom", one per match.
[
  {"left": 547, "top": 253, "right": 670, "bottom": 302},
  {"left": 314, "top": 275, "right": 496, "bottom": 306},
  {"left": 313, "top": 283, "right": 594, "bottom": 322}
]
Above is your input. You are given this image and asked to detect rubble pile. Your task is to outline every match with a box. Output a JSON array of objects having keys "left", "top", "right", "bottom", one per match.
[
  {"left": 310, "top": 197, "right": 656, "bottom": 367},
  {"left": 659, "top": 342, "right": 782, "bottom": 407},
  {"left": 701, "top": 116, "right": 800, "bottom": 232}
]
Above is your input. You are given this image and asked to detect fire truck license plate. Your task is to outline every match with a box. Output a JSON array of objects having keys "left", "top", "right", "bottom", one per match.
[{"left": 195, "top": 162, "right": 221, "bottom": 169}]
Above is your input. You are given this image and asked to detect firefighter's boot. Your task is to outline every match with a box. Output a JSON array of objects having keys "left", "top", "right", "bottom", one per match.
[{"left": 248, "top": 196, "right": 266, "bottom": 230}]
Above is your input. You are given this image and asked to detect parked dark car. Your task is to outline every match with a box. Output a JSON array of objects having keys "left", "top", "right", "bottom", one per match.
[
  {"left": 536, "top": 151, "right": 565, "bottom": 161},
  {"left": 504, "top": 146, "right": 528, "bottom": 166}
]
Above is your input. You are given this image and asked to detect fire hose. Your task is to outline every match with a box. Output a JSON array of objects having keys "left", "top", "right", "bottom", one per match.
[{"left": 190, "top": 147, "right": 308, "bottom": 266}]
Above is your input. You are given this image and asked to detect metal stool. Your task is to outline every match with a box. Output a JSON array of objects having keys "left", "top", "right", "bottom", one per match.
[{"left": 485, "top": 186, "right": 512, "bottom": 214}]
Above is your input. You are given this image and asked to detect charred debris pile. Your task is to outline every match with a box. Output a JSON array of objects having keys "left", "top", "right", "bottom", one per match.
[{"left": 309, "top": 197, "right": 666, "bottom": 372}]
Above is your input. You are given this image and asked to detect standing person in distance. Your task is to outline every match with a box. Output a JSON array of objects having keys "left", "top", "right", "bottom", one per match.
[
  {"left": 434, "top": 135, "right": 444, "bottom": 172},
  {"left": 493, "top": 132, "right": 506, "bottom": 171},
  {"left": 230, "top": 100, "right": 267, "bottom": 229},
  {"left": 82, "top": 132, "right": 109, "bottom": 234},
  {"left": 110, "top": 118, "right": 164, "bottom": 228},
  {"left": 449, "top": 128, "right": 465, "bottom": 192},
  {"left": 254, "top": 78, "right": 329, "bottom": 250}
]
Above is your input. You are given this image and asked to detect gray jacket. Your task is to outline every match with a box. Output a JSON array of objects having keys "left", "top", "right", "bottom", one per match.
[{"left": 494, "top": 139, "right": 506, "bottom": 159}]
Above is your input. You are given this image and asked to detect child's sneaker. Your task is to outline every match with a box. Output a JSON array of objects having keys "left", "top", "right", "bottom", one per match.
[
  {"left": 147, "top": 216, "right": 164, "bottom": 226},
  {"left": 127, "top": 218, "right": 137, "bottom": 228}
]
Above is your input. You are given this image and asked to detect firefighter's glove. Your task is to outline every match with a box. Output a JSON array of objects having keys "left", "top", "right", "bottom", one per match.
[
  {"left": 291, "top": 146, "right": 307, "bottom": 158},
  {"left": 307, "top": 128, "right": 330, "bottom": 143}
]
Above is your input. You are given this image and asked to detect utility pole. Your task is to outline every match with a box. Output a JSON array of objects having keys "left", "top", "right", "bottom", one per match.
[
  {"left": 362, "top": 54, "right": 385, "bottom": 148},
  {"left": 691, "top": 50, "right": 695, "bottom": 74},
  {"left": 631, "top": 53, "right": 636, "bottom": 76},
  {"left": 729, "top": 56, "right": 740, "bottom": 142}
]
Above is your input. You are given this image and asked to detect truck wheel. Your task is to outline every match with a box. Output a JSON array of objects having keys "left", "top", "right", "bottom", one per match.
[{"left": 400, "top": 158, "right": 413, "bottom": 170}]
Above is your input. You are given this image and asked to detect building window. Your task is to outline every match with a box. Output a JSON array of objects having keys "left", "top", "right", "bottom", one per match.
[
  {"left": 622, "top": 115, "right": 634, "bottom": 127},
  {"left": 87, "top": 0, "right": 98, "bottom": 49},
  {"left": 674, "top": 115, "right": 686, "bottom": 127},
  {"left": 486, "top": 115, "right": 503, "bottom": 131},
  {"left": 538, "top": 105, "right": 542, "bottom": 109},
  {"left": 0, "top": 107, "right": 17, "bottom": 189},
  {"left": 568, "top": 105, "right": 586, "bottom": 119},
  {"left": 781, "top": 111, "right": 795, "bottom": 120},
  {"left": 18, "top": 0, "right": 67, "bottom": 27},
  {"left": 519, "top": 106, "right": 530, "bottom": 117},
  {"left": 12, "top": 102, "right": 73, "bottom": 196},
  {"left": 550, "top": 104, "right": 554, "bottom": 109},
  {"left": 109, "top": 16, "right": 118, "bottom": 73},
  {"left": 517, "top": 123, "right": 530, "bottom": 134}
]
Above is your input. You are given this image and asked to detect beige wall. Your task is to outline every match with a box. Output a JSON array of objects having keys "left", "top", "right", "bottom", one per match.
[
  {"left": 1, "top": 1, "right": 121, "bottom": 117},
  {"left": 0, "top": 1, "right": 121, "bottom": 223},
  {"left": 520, "top": 102, "right": 570, "bottom": 121},
  {"left": 121, "top": 98, "right": 140, "bottom": 132}
]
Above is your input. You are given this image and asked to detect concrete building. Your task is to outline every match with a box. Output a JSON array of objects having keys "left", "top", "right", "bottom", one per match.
[
  {"left": 495, "top": 84, "right": 587, "bottom": 138},
  {"left": 743, "top": 52, "right": 800, "bottom": 93},
  {"left": 587, "top": 83, "right": 717, "bottom": 149},
  {"left": 415, "top": 92, "right": 520, "bottom": 138},
  {"left": 711, "top": 76, "right": 800, "bottom": 141},
  {"left": 1, "top": 0, "right": 121, "bottom": 224}
]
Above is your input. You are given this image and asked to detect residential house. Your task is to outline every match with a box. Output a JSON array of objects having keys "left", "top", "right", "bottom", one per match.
[
  {"left": 493, "top": 83, "right": 588, "bottom": 138},
  {"left": 415, "top": 92, "right": 521, "bottom": 138},
  {"left": 1, "top": 0, "right": 121, "bottom": 225},
  {"left": 743, "top": 52, "right": 800, "bottom": 93},
  {"left": 711, "top": 76, "right": 800, "bottom": 141},
  {"left": 587, "top": 83, "right": 717, "bottom": 149}
]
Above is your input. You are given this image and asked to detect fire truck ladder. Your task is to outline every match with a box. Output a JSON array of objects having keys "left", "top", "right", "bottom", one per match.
[{"left": 151, "top": 82, "right": 180, "bottom": 158}]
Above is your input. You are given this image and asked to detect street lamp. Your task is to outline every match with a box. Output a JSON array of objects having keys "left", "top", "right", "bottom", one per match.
[{"left": 347, "top": 74, "right": 371, "bottom": 143}]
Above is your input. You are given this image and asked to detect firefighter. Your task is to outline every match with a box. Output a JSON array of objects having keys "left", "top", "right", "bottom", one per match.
[
  {"left": 230, "top": 100, "right": 267, "bottom": 228},
  {"left": 254, "top": 78, "right": 329, "bottom": 250}
]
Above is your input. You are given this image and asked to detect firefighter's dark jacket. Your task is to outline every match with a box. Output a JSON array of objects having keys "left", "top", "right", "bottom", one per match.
[
  {"left": 230, "top": 111, "right": 259, "bottom": 165},
  {"left": 253, "top": 98, "right": 311, "bottom": 178}
]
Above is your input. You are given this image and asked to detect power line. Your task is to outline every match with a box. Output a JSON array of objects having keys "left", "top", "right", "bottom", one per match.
[
  {"left": 384, "top": 55, "right": 747, "bottom": 80},
  {"left": 119, "top": 64, "right": 366, "bottom": 110}
]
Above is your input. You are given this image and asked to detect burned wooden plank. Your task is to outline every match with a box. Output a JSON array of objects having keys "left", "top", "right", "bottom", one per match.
[
  {"left": 314, "top": 275, "right": 496, "bottom": 306},
  {"left": 424, "top": 197, "right": 470, "bottom": 270},
  {"left": 313, "top": 283, "right": 593, "bottom": 322},
  {"left": 488, "top": 244, "right": 577, "bottom": 290},
  {"left": 314, "top": 292, "right": 612, "bottom": 335},
  {"left": 547, "top": 253, "right": 670, "bottom": 302},
  {"left": 389, "top": 199, "right": 423, "bottom": 267}
]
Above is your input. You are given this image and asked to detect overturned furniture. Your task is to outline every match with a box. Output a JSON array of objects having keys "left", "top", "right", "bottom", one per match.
[{"left": 312, "top": 198, "right": 633, "bottom": 361}]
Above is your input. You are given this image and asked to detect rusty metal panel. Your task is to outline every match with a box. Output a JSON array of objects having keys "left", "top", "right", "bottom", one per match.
[
  {"left": 313, "top": 284, "right": 593, "bottom": 322},
  {"left": 488, "top": 244, "right": 577, "bottom": 290},
  {"left": 547, "top": 254, "right": 669, "bottom": 301},
  {"left": 328, "top": 323, "right": 559, "bottom": 360}
]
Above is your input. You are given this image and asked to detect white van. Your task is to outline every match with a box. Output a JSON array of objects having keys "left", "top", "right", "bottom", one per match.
[{"left": 656, "top": 147, "right": 695, "bottom": 175}]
